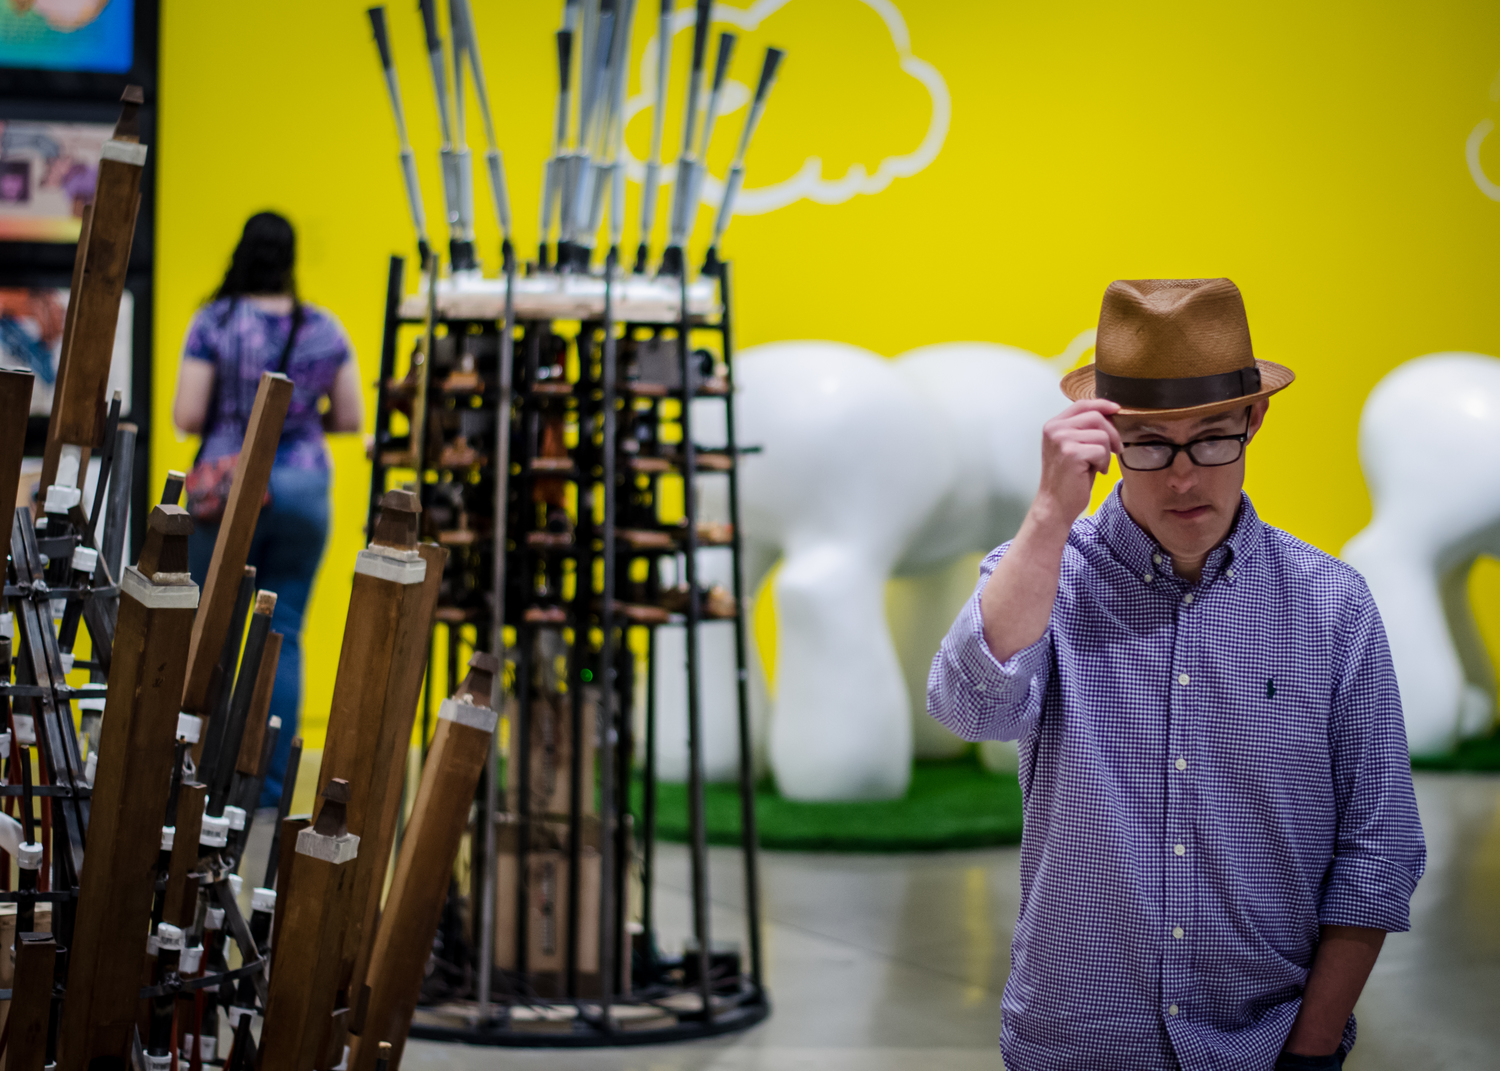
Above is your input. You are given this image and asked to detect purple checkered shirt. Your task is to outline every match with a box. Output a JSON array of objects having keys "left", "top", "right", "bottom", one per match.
[{"left": 928, "top": 487, "right": 1425, "bottom": 1071}]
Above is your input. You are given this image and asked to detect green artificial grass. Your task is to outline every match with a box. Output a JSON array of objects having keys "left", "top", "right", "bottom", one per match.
[
  {"left": 1411, "top": 731, "right": 1500, "bottom": 771},
  {"left": 631, "top": 756, "right": 1024, "bottom": 852},
  {"left": 625, "top": 736, "right": 1500, "bottom": 854}
]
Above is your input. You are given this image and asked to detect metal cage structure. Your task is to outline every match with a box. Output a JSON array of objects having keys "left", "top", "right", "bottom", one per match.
[{"left": 367, "top": 256, "right": 767, "bottom": 1045}]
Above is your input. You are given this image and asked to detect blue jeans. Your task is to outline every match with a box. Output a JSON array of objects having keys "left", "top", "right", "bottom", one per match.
[{"left": 188, "top": 464, "right": 330, "bottom": 808}]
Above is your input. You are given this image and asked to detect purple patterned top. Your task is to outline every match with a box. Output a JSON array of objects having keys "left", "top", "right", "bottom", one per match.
[
  {"left": 183, "top": 298, "right": 351, "bottom": 471},
  {"left": 928, "top": 487, "right": 1425, "bottom": 1071}
]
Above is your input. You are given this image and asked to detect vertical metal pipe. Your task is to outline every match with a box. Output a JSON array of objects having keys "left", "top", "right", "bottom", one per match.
[
  {"left": 564, "top": 325, "right": 590, "bottom": 999},
  {"left": 514, "top": 627, "right": 533, "bottom": 980},
  {"left": 676, "top": 272, "right": 715, "bottom": 1020},
  {"left": 717, "top": 261, "right": 764, "bottom": 994},
  {"left": 478, "top": 241, "right": 517, "bottom": 1017},
  {"left": 369, "top": 257, "right": 404, "bottom": 536},
  {"left": 641, "top": 625, "right": 658, "bottom": 977},
  {"left": 595, "top": 252, "right": 621, "bottom": 1030}
]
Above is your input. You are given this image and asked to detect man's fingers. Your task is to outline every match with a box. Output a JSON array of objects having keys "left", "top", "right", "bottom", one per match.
[
  {"left": 1061, "top": 441, "right": 1113, "bottom": 474},
  {"left": 1062, "top": 398, "right": 1121, "bottom": 419},
  {"left": 1053, "top": 427, "right": 1118, "bottom": 460}
]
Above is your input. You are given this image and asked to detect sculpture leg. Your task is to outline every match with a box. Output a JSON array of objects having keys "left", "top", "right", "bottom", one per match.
[
  {"left": 1440, "top": 555, "right": 1499, "bottom": 739},
  {"left": 1344, "top": 525, "right": 1470, "bottom": 756},
  {"left": 887, "top": 555, "right": 979, "bottom": 761},
  {"left": 770, "top": 542, "right": 910, "bottom": 801}
]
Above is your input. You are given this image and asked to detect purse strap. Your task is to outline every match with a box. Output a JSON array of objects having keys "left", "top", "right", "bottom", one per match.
[
  {"left": 273, "top": 302, "right": 304, "bottom": 376},
  {"left": 194, "top": 302, "right": 304, "bottom": 469}
]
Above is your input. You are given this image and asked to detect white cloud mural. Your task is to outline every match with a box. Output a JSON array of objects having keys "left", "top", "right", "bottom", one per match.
[
  {"left": 624, "top": 0, "right": 950, "bottom": 214},
  {"left": 1466, "top": 67, "right": 1500, "bottom": 202}
]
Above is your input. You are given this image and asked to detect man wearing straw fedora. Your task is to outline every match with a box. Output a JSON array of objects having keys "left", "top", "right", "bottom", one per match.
[{"left": 929, "top": 279, "right": 1425, "bottom": 1071}]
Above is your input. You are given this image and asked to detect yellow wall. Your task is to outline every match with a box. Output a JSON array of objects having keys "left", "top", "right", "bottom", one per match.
[{"left": 155, "top": 1, "right": 1500, "bottom": 746}]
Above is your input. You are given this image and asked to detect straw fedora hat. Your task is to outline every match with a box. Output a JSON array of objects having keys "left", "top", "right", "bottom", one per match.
[{"left": 1061, "top": 278, "right": 1294, "bottom": 419}]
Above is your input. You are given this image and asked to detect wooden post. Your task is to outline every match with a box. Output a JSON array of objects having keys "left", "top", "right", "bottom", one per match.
[
  {"left": 350, "top": 653, "right": 499, "bottom": 1070},
  {"left": 7, "top": 932, "right": 56, "bottom": 1071},
  {"left": 310, "top": 492, "right": 444, "bottom": 1028},
  {"left": 161, "top": 781, "right": 207, "bottom": 929},
  {"left": 236, "top": 631, "right": 283, "bottom": 776},
  {"left": 269, "top": 814, "right": 311, "bottom": 976},
  {"left": 181, "top": 371, "right": 293, "bottom": 715},
  {"left": 343, "top": 542, "right": 446, "bottom": 1028},
  {"left": 57, "top": 506, "right": 200, "bottom": 1071},
  {"left": 39, "top": 88, "right": 148, "bottom": 504},
  {"left": 0, "top": 369, "right": 31, "bottom": 515},
  {"left": 259, "top": 780, "right": 361, "bottom": 1070}
]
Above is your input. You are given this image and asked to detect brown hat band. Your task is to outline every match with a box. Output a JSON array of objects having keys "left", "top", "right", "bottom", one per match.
[{"left": 1094, "top": 365, "right": 1261, "bottom": 410}]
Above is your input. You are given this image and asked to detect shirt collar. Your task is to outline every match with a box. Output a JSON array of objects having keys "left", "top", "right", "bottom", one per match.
[{"left": 1090, "top": 484, "right": 1263, "bottom": 586}]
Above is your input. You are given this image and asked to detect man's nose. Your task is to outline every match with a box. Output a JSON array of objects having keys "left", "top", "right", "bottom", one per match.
[{"left": 1166, "top": 449, "right": 1197, "bottom": 490}]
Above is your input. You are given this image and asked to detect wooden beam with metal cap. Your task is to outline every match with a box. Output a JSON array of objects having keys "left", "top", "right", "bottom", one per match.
[
  {"left": 343, "top": 540, "right": 446, "bottom": 1034},
  {"left": 181, "top": 370, "right": 293, "bottom": 718},
  {"left": 259, "top": 779, "right": 362, "bottom": 1069},
  {"left": 39, "top": 87, "right": 148, "bottom": 506},
  {"left": 311, "top": 490, "right": 446, "bottom": 1041},
  {"left": 58, "top": 506, "right": 200, "bottom": 1070},
  {"left": 351, "top": 652, "right": 500, "bottom": 1070}
]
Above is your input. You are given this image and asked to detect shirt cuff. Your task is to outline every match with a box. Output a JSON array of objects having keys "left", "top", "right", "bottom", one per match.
[
  {"left": 1318, "top": 853, "right": 1420, "bottom": 933},
  {"left": 949, "top": 587, "right": 1051, "bottom": 703}
]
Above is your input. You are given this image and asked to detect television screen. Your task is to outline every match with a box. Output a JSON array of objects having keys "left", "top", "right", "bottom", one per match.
[
  {"left": 0, "top": 118, "right": 114, "bottom": 241},
  {"left": 0, "top": 0, "right": 134, "bottom": 75}
]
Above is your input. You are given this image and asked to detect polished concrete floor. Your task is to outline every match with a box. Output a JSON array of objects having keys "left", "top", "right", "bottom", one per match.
[{"left": 393, "top": 772, "right": 1500, "bottom": 1071}]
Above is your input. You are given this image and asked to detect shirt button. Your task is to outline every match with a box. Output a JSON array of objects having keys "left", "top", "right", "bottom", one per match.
[
  {"left": 1177, "top": 673, "right": 1189, "bottom": 686},
  {"left": 1181, "top": 593, "right": 1193, "bottom": 606},
  {"left": 1175, "top": 757, "right": 1187, "bottom": 771},
  {"left": 1173, "top": 926, "right": 1185, "bottom": 939},
  {"left": 1168, "top": 1004, "right": 1179, "bottom": 1016},
  {"left": 1153, "top": 554, "right": 1162, "bottom": 565},
  {"left": 1143, "top": 572, "right": 1153, "bottom": 584},
  {"left": 1174, "top": 844, "right": 1185, "bottom": 856},
  {"left": 1227, "top": 567, "right": 1235, "bottom": 578}
]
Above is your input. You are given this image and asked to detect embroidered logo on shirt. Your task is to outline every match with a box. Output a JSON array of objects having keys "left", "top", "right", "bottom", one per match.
[{"left": 1266, "top": 678, "right": 1276, "bottom": 699}]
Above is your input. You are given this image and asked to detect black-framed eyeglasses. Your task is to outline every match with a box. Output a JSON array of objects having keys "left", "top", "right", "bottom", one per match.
[{"left": 1119, "top": 417, "right": 1249, "bottom": 472}]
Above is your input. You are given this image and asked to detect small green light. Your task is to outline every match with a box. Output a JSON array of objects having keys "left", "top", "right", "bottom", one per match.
[{"left": 580, "top": 668, "right": 594, "bottom": 682}]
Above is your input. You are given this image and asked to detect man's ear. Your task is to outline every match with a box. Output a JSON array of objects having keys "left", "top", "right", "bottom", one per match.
[{"left": 1246, "top": 399, "right": 1269, "bottom": 442}]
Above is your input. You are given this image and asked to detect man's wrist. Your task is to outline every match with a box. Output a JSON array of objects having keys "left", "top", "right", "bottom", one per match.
[{"left": 1023, "top": 494, "right": 1078, "bottom": 544}]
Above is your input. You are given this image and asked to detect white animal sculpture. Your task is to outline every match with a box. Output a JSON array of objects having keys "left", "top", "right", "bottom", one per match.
[
  {"left": 1342, "top": 352, "right": 1500, "bottom": 757},
  {"left": 653, "top": 340, "right": 1072, "bottom": 801}
]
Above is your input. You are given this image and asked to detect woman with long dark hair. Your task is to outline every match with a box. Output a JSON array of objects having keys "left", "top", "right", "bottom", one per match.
[{"left": 172, "top": 210, "right": 362, "bottom": 807}]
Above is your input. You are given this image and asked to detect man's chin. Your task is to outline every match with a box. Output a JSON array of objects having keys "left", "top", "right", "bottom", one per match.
[{"left": 1156, "top": 509, "right": 1220, "bottom": 550}]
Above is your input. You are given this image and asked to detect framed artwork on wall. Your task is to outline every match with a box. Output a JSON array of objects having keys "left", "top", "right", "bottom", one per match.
[
  {"left": 0, "top": 0, "right": 135, "bottom": 75},
  {"left": 0, "top": 117, "right": 115, "bottom": 242},
  {"left": 0, "top": 285, "right": 132, "bottom": 415}
]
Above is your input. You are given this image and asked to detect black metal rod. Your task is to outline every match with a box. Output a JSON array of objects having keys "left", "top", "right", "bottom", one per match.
[
  {"left": 369, "top": 255, "right": 405, "bottom": 535},
  {"left": 514, "top": 626, "right": 533, "bottom": 979},
  {"left": 227, "top": 714, "right": 279, "bottom": 868},
  {"left": 717, "top": 261, "right": 764, "bottom": 993},
  {"left": 677, "top": 273, "right": 715, "bottom": 1020},
  {"left": 262, "top": 736, "right": 301, "bottom": 890},
  {"left": 596, "top": 251, "right": 621, "bottom": 1028},
  {"left": 99, "top": 420, "right": 135, "bottom": 585},
  {"left": 478, "top": 249, "right": 516, "bottom": 1011},
  {"left": 11, "top": 510, "right": 86, "bottom": 883},
  {"left": 641, "top": 625, "right": 658, "bottom": 977},
  {"left": 206, "top": 603, "right": 272, "bottom": 816},
  {"left": 199, "top": 569, "right": 256, "bottom": 808},
  {"left": 564, "top": 321, "right": 590, "bottom": 999},
  {"left": 86, "top": 392, "right": 122, "bottom": 534}
]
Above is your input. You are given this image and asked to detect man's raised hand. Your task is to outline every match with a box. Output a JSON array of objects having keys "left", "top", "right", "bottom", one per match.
[{"left": 1036, "top": 399, "right": 1123, "bottom": 523}]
